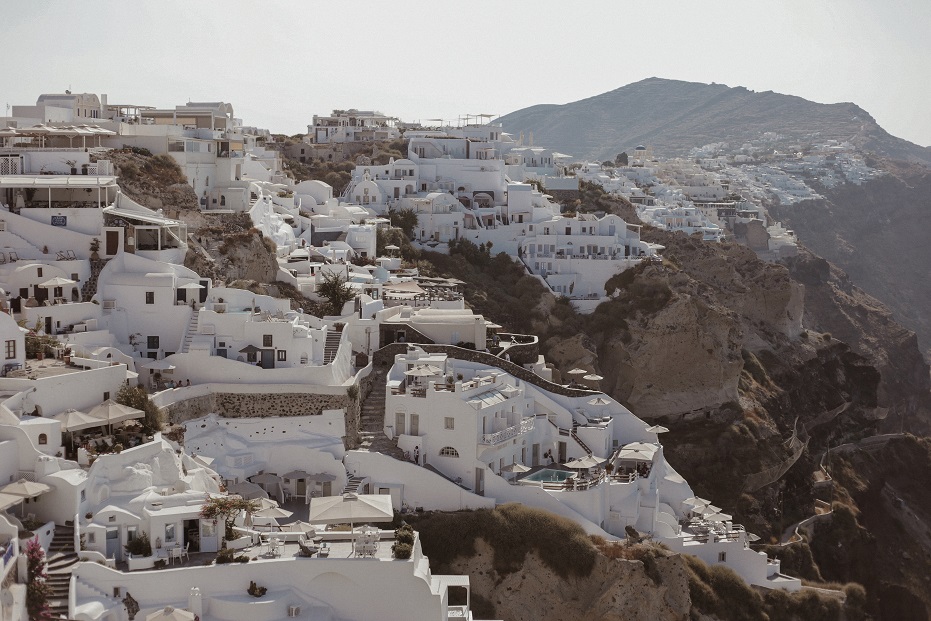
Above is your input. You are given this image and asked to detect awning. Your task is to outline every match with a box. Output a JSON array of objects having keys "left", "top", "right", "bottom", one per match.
[
  {"left": 0, "top": 175, "right": 118, "bottom": 190},
  {"left": 102, "top": 206, "right": 181, "bottom": 226}
]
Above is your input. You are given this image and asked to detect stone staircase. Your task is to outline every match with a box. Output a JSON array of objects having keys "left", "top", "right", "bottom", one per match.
[
  {"left": 81, "top": 258, "right": 109, "bottom": 302},
  {"left": 357, "top": 367, "right": 405, "bottom": 460},
  {"left": 342, "top": 475, "right": 365, "bottom": 495},
  {"left": 180, "top": 309, "right": 200, "bottom": 353},
  {"left": 322, "top": 330, "right": 342, "bottom": 364},
  {"left": 46, "top": 525, "right": 78, "bottom": 619},
  {"left": 570, "top": 421, "right": 594, "bottom": 456}
]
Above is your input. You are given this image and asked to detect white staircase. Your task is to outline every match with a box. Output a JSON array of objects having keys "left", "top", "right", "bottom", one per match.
[{"left": 180, "top": 309, "right": 199, "bottom": 354}]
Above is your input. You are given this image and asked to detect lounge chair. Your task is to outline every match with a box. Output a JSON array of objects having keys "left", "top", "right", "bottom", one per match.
[
  {"left": 56, "top": 251, "right": 67, "bottom": 260},
  {"left": 297, "top": 535, "right": 319, "bottom": 557},
  {"left": 8, "top": 252, "right": 18, "bottom": 262},
  {"left": 66, "top": 250, "right": 77, "bottom": 260}
]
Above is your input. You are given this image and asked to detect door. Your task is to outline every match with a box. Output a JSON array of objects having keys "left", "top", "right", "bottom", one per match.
[
  {"left": 35, "top": 287, "right": 48, "bottom": 305},
  {"left": 105, "top": 230, "right": 119, "bottom": 255},
  {"left": 558, "top": 442, "right": 567, "bottom": 464},
  {"left": 474, "top": 467, "right": 484, "bottom": 496},
  {"left": 395, "top": 412, "right": 405, "bottom": 436},
  {"left": 45, "top": 317, "right": 53, "bottom": 335},
  {"left": 105, "top": 527, "right": 120, "bottom": 560},
  {"left": 261, "top": 349, "right": 274, "bottom": 369},
  {"left": 296, "top": 479, "right": 306, "bottom": 499},
  {"left": 322, "top": 481, "right": 332, "bottom": 496},
  {"left": 410, "top": 413, "right": 419, "bottom": 437},
  {"left": 184, "top": 518, "right": 200, "bottom": 552}
]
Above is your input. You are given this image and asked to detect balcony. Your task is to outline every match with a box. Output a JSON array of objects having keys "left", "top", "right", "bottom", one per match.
[{"left": 480, "top": 417, "right": 534, "bottom": 445}]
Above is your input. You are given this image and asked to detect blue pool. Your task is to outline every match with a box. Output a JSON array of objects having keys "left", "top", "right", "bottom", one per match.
[{"left": 522, "top": 468, "right": 575, "bottom": 483}]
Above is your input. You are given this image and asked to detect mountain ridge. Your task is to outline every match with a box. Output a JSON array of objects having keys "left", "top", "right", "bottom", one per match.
[{"left": 497, "top": 77, "right": 931, "bottom": 164}]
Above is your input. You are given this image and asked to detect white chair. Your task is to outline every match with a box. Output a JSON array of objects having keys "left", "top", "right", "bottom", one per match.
[
  {"left": 170, "top": 545, "right": 183, "bottom": 565},
  {"left": 180, "top": 541, "right": 189, "bottom": 562}
]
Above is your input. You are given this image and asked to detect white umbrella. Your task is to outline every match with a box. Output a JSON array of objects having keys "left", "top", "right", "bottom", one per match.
[
  {"left": 587, "top": 397, "right": 612, "bottom": 406},
  {"left": 38, "top": 277, "right": 77, "bottom": 288},
  {"left": 616, "top": 442, "right": 657, "bottom": 461},
  {"left": 567, "top": 368, "right": 588, "bottom": 376},
  {"left": 583, "top": 374, "right": 603, "bottom": 381},
  {"left": 254, "top": 506, "right": 293, "bottom": 520},
  {"left": 145, "top": 607, "right": 195, "bottom": 621},
  {"left": 88, "top": 400, "right": 144, "bottom": 433},
  {"left": 500, "top": 463, "right": 531, "bottom": 473},
  {"left": 646, "top": 424, "right": 670, "bottom": 434},
  {"left": 142, "top": 359, "right": 176, "bottom": 371},
  {"left": 178, "top": 283, "right": 204, "bottom": 289},
  {"left": 251, "top": 473, "right": 283, "bottom": 485},
  {"left": 384, "top": 244, "right": 400, "bottom": 251},
  {"left": 307, "top": 472, "right": 337, "bottom": 482},
  {"left": 2, "top": 479, "right": 51, "bottom": 515},
  {"left": 281, "top": 470, "right": 310, "bottom": 480},
  {"left": 53, "top": 409, "right": 101, "bottom": 432},
  {"left": 227, "top": 482, "right": 268, "bottom": 500},
  {"left": 563, "top": 455, "right": 603, "bottom": 469},
  {"left": 704, "top": 512, "right": 732, "bottom": 522},
  {"left": 404, "top": 364, "right": 443, "bottom": 377},
  {"left": 0, "top": 491, "right": 22, "bottom": 512},
  {"left": 307, "top": 493, "right": 393, "bottom": 531}
]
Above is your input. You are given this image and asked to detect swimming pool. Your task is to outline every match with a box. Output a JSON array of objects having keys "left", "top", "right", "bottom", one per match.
[{"left": 521, "top": 468, "right": 575, "bottom": 483}]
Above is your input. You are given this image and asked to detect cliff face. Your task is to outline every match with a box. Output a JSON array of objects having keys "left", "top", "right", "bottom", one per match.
[{"left": 450, "top": 540, "right": 691, "bottom": 621}]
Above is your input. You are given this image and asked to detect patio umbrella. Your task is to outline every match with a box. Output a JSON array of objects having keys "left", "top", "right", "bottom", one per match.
[
  {"left": 2, "top": 479, "right": 51, "bottom": 515},
  {"left": 142, "top": 359, "right": 176, "bottom": 371},
  {"left": 0, "top": 491, "right": 22, "bottom": 512},
  {"left": 307, "top": 472, "right": 337, "bottom": 482},
  {"left": 384, "top": 244, "right": 400, "bottom": 251},
  {"left": 563, "top": 455, "right": 603, "bottom": 469},
  {"left": 682, "top": 497, "right": 718, "bottom": 513},
  {"left": 88, "top": 400, "right": 144, "bottom": 434},
  {"left": 645, "top": 424, "right": 670, "bottom": 434},
  {"left": 227, "top": 481, "right": 268, "bottom": 500},
  {"left": 53, "top": 409, "right": 101, "bottom": 432},
  {"left": 583, "top": 374, "right": 603, "bottom": 382},
  {"left": 178, "top": 282, "right": 204, "bottom": 289},
  {"left": 250, "top": 473, "right": 282, "bottom": 485},
  {"left": 566, "top": 368, "right": 588, "bottom": 376},
  {"left": 404, "top": 364, "right": 442, "bottom": 377},
  {"left": 704, "top": 512, "right": 732, "bottom": 522},
  {"left": 281, "top": 470, "right": 310, "bottom": 480},
  {"left": 616, "top": 442, "right": 658, "bottom": 461},
  {"left": 253, "top": 505, "right": 293, "bottom": 531},
  {"left": 145, "top": 607, "right": 195, "bottom": 621},
  {"left": 38, "top": 277, "right": 77, "bottom": 288},
  {"left": 307, "top": 493, "right": 393, "bottom": 532},
  {"left": 500, "top": 463, "right": 531, "bottom": 473},
  {"left": 587, "top": 397, "right": 612, "bottom": 406}
]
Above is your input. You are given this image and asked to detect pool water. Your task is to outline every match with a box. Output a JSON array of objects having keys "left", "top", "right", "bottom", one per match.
[{"left": 523, "top": 468, "right": 575, "bottom": 483}]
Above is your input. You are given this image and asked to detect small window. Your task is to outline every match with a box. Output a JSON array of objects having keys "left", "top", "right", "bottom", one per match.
[
  {"left": 277, "top": 350, "right": 286, "bottom": 362},
  {"left": 263, "top": 334, "right": 273, "bottom": 347},
  {"left": 444, "top": 417, "right": 455, "bottom": 430},
  {"left": 147, "top": 336, "right": 159, "bottom": 350},
  {"left": 718, "top": 552, "right": 726, "bottom": 563},
  {"left": 38, "top": 433, "right": 48, "bottom": 445},
  {"left": 87, "top": 533, "right": 95, "bottom": 544},
  {"left": 165, "top": 523, "right": 176, "bottom": 543},
  {"left": 71, "top": 273, "right": 79, "bottom": 281},
  {"left": 145, "top": 291, "right": 155, "bottom": 304},
  {"left": 37, "top": 267, "right": 43, "bottom": 277},
  {"left": 5, "top": 340, "right": 15, "bottom": 360},
  {"left": 103, "top": 392, "right": 110, "bottom": 401},
  {"left": 439, "top": 446, "right": 459, "bottom": 458},
  {"left": 80, "top": 489, "right": 86, "bottom": 502}
]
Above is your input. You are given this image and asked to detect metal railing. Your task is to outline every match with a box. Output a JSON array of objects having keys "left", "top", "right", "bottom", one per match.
[{"left": 480, "top": 417, "right": 534, "bottom": 445}]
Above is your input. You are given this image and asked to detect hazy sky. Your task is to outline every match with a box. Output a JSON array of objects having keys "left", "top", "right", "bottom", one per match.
[{"left": 4, "top": 0, "right": 930, "bottom": 146}]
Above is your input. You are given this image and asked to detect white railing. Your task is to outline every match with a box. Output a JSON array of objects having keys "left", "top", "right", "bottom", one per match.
[{"left": 480, "top": 417, "right": 534, "bottom": 445}]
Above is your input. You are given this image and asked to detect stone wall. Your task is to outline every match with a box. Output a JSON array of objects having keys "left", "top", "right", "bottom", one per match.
[{"left": 162, "top": 394, "right": 215, "bottom": 426}]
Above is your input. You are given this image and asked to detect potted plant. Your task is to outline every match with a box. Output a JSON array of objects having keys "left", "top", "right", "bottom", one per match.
[
  {"left": 81, "top": 163, "right": 89, "bottom": 176},
  {"left": 65, "top": 159, "right": 78, "bottom": 175},
  {"left": 90, "top": 238, "right": 101, "bottom": 260}
]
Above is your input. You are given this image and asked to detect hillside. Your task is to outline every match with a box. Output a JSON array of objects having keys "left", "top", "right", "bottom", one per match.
[{"left": 497, "top": 78, "right": 931, "bottom": 165}]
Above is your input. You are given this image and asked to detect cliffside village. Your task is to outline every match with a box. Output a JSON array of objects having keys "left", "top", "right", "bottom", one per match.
[{"left": 0, "top": 92, "right": 857, "bottom": 621}]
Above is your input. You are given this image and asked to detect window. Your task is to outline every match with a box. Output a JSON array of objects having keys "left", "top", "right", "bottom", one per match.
[
  {"left": 37, "top": 268, "right": 43, "bottom": 278},
  {"left": 718, "top": 552, "right": 726, "bottom": 563},
  {"left": 165, "top": 523, "right": 176, "bottom": 543},
  {"left": 145, "top": 291, "right": 155, "bottom": 304},
  {"left": 5, "top": 340, "right": 15, "bottom": 359},
  {"left": 439, "top": 446, "right": 459, "bottom": 458},
  {"left": 80, "top": 489, "right": 86, "bottom": 502},
  {"left": 444, "top": 417, "right": 455, "bottom": 430},
  {"left": 147, "top": 336, "right": 159, "bottom": 350},
  {"left": 263, "top": 334, "right": 273, "bottom": 347},
  {"left": 277, "top": 350, "right": 286, "bottom": 362},
  {"left": 38, "top": 433, "right": 47, "bottom": 445},
  {"left": 103, "top": 392, "right": 110, "bottom": 401}
]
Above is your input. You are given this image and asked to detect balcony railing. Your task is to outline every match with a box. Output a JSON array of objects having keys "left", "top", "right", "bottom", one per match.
[{"left": 480, "top": 417, "right": 534, "bottom": 445}]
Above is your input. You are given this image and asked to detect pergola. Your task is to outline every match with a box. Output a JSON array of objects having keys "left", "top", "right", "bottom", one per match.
[{"left": 0, "top": 175, "right": 119, "bottom": 210}]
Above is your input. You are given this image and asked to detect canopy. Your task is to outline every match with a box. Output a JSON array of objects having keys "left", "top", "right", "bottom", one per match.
[
  {"left": 0, "top": 491, "right": 22, "bottom": 511},
  {"left": 88, "top": 400, "right": 144, "bottom": 426},
  {"left": 563, "top": 455, "right": 603, "bottom": 469},
  {"left": 178, "top": 282, "right": 204, "bottom": 290},
  {"left": 1, "top": 479, "right": 51, "bottom": 498},
  {"left": 384, "top": 281, "right": 426, "bottom": 295},
  {"left": 500, "top": 463, "right": 531, "bottom": 473},
  {"left": 227, "top": 481, "right": 267, "bottom": 500},
  {"left": 53, "top": 409, "right": 102, "bottom": 432},
  {"left": 38, "top": 277, "right": 77, "bottom": 288},
  {"left": 616, "top": 442, "right": 657, "bottom": 461},
  {"left": 145, "top": 607, "right": 196, "bottom": 621},
  {"left": 307, "top": 493, "right": 393, "bottom": 528},
  {"left": 251, "top": 473, "right": 282, "bottom": 485},
  {"left": 142, "top": 359, "right": 176, "bottom": 371},
  {"left": 404, "top": 364, "right": 443, "bottom": 377}
]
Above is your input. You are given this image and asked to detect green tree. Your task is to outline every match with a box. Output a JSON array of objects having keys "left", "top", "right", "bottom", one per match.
[
  {"left": 389, "top": 207, "right": 419, "bottom": 239},
  {"left": 200, "top": 496, "right": 258, "bottom": 542},
  {"left": 615, "top": 152, "right": 628, "bottom": 166},
  {"left": 116, "top": 384, "right": 162, "bottom": 432},
  {"left": 318, "top": 271, "right": 355, "bottom": 317}
]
